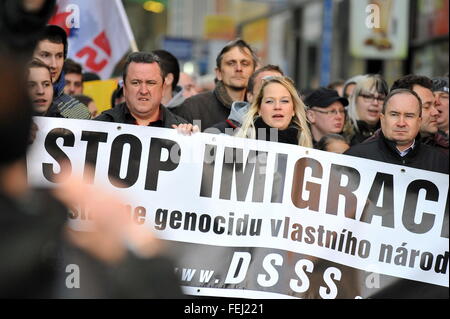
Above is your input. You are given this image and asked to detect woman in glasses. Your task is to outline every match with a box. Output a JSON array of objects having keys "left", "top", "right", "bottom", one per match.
[
  {"left": 344, "top": 74, "right": 388, "bottom": 145},
  {"left": 236, "top": 76, "right": 312, "bottom": 147}
]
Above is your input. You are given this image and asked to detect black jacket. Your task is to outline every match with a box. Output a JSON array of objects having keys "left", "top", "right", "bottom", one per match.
[
  {"left": 345, "top": 131, "right": 449, "bottom": 174},
  {"left": 349, "top": 120, "right": 380, "bottom": 146},
  {"left": 95, "top": 102, "right": 188, "bottom": 128},
  {"left": 172, "top": 90, "right": 231, "bottom": 131}
]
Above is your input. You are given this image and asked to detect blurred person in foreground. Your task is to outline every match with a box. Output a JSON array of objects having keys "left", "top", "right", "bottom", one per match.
[
  {"left": 0, "top": 58, "right": 183, "bottom": 298},
  {"left": 0, "top": 0, "right": 56, "bottom": 60}
]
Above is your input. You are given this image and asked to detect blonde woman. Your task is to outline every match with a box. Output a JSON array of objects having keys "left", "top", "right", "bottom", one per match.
[
  {"left": 343, "top": 74, "right": 388, "bottom": 145},
  {"left": 237, "top": 76, "right": 313, "bottom": 148}
]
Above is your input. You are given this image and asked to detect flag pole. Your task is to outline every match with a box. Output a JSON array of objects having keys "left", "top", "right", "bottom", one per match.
[{"left": 114, "top": 0, "right": 139, "bottom": 52}]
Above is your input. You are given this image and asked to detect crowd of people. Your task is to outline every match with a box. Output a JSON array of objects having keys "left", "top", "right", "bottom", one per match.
[{"left": 1, "top": 0, "right": 448, "bottom": 298}]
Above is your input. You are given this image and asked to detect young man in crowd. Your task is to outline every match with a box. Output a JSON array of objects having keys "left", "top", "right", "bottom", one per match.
[
  {"left": 152, "top": 49, "right": 185, "bottom": 108},
  {"left": 173, "top": 39, "right": 258, "bottom": 131},
  {"left": 27, "top": 59, "right": 54, "bottom": 115},
  {"left": 33, "top": 25, "right": 90, "bottom": 119},
  {"left": 63, "top": 58, "right": 83, "bottom": 96}
]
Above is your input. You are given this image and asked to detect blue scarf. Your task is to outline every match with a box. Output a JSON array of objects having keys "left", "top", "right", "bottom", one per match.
[{"left": 53, "top": 71, "right": 66, "bottom": 98}]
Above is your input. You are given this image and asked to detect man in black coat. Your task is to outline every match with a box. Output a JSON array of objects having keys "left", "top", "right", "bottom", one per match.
[
  {"left": 96, "top": 52, "right": 189, "bottom": 129},
  {"left": 173, "top": 39, "right": 258, "bottom": 131},
  {"left": 345, "top": 89, "right": 448, "bottom": 175},
  {"left": 391, "top": 74, "right": 448, "bottom": 154},
  {"left": 345, "top": 89, "right": 448, "bottom": 299}
]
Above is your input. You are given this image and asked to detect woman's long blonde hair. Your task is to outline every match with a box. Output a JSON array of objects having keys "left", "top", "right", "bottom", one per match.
[{"left": 236, "top": 76, "right": 313, "bottom": 148}]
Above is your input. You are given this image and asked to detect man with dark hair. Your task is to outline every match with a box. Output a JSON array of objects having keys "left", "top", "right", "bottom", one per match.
[
  {"left": 173, "top": 39, "right": 258, "bottom": 131},
  {"left": 95, "top": 52, "right": 188, "bottom": 128},
  {"left": 82, "top": 72, "right": 101, "bottom": 82},
  {"left": 345, "top": 89, "right": 448, "bottom": 174},
  {"left": 432, "top": 76, "right": 449, "bottom": 139},
  {"left": 391, "top": 74, "right": 447, "bottom": 153},
  {"left": 152, "top": 49, "right": 185, "bottom": 108},
  {"left": 63, "top": 58, "right": 83, "bottom": 96},
  {"left": 33, "top": 25, "right": 90, "bottom": 119}
]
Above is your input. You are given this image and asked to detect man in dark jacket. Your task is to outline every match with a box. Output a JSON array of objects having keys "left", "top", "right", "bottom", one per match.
[
  {"left": 391, "top": 74, "right": 448, "bottom": 154},
  {"left": 345, "top": 89, "right": 448, "bottom": 175},
  {"left": 96, "top": 52, "right": 188, "bottom": 128},
  {"left": 33, "top": 25, "right": 91, "bottom": 119},
  {"left": 173, "top": 39, "right": 258, "bottom": 131}
]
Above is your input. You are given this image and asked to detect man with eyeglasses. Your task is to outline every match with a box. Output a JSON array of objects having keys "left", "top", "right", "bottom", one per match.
[
  {"left": 345, "top": 89, "right": 448, "bottom": 174},
  {"left": 304, "top": 87, "right": 348, "bottom": 147}
]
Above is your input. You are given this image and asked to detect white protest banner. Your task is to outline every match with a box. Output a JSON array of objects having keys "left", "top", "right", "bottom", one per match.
[
  {"left": 27, "top": 117, "right": 449, "bottom": 298},
  {"left": 49, "top": 0, "right": 137, "bottom": 79}
]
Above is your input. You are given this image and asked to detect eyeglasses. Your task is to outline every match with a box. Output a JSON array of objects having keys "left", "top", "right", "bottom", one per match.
[
  {"left": 359, "top": 93, "right": 385, "bottom": 103},
  {"left": 310, "top": 108, "right": 346, "bottom": 116}
]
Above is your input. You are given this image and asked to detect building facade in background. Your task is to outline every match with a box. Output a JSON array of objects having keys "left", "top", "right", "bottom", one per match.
[{"left": 124, "top": 0, "right": 449, "bottom": 90}]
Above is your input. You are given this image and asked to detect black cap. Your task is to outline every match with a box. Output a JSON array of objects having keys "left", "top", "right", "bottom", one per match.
[
  {"left": 304, "top": 87, "right": 349, "bottom": 108},
  {"left": 432, "top": 77, "right": 449, "bottom": 93}
]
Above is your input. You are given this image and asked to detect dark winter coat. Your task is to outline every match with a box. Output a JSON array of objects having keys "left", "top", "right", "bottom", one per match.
[
  {"left": 95, "top": 102, "right": 188, "bottom": 128},
  {"left": 348, "top": 120, "right": 380, "bottom": 146},
  {"left": 172, "top": 81, "right": 234, "bottom": 131},
  {"left": 345, "top": 131, "right": 448, "bottom": 174}
]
